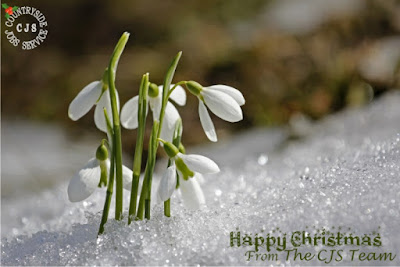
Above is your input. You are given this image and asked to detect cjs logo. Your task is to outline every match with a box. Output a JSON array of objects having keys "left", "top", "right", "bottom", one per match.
[
  {"left": 16, "top": 23, "right": 38, "bottom": 33},
  {"left": 2, "top": 3, "right": 48, "bottom": 50}
]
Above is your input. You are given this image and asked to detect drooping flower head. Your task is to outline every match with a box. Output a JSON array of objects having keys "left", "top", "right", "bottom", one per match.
[
  {"left": 120, "top": 83, "right": 186, "bottom": 142},
  {"left": 185, "top": 81, "right": 245, "bottom": 142},
  {"left": 156, "top": 140, "right": 219, "bottom": 209},
  {"left": 68, "top": 70, "right": 120, "bottom": 133},
  {"left": 67, "top": 141, "right": 133, "bottom": 202}
]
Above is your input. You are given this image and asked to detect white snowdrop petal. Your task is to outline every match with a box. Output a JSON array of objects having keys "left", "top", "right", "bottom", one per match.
[
  {"left": 177, "top": 169, "right": 184, "bottom": 182},
  {"left": 180, "top": 177, "right": 205, "bottom": 210},
  {"left": 164, "top": 102, "right": 181, "bottom": 128},
  {"left": 67, "top": 158, "right": 101, "bottom": 202},
  {"left": 195, "top": 172, "right": 205, "bottom": 184},
  {"left": 94, "top": 90, "right": 120, "bottom": 133},
  {"left": 160, "top": 125, "right": 174, "bottom": 143},
  {"left": 207, "top": 85, "right": 245, "bottom": 106},
  {"left": 149, "top": 94, "right": 162, "bottom": 121},
  {"left": 104, "top": 158, "right": 111, "bottom": 169},
  {"left": 160, "top": 102, "right": 181, "bottom": 142},
  {"left": 202, "top": 89, "right": 243, "bottom": 122},
  {"left": 120, "top": 96, "right": 139, "bottom": 129},
  {"left": 157, "top": 85, "right": 164, "bottom": 96},
  {"left": 198, "top": 101, "right": 217, "bottom": 142},
  {"left": 179, "top": 153, "right": 220, "bottom": 174},
  {"left": 170, "top": 85, "right": 187, "bottom": 106},
  {"left": 94, "top": 94, "right": 109, "bottom": 133},
  {"left": 157, "top": 165, "right": 177, "bottom": 202},
  {"left": 122, "top": 165, "right": 133, "bottom": 190},
  {"left": 68, "top": 81, "right": 103, "bottom": 121}
]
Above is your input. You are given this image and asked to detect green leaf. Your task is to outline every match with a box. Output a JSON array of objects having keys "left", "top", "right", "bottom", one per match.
[
  {"left": 162, "top": 51, "right": 182, "bottom": 103},
  {"left": 12, "top": 6, "right": 19, "bottom": 11},
  {"left": 133, "top": 73, "right": 149, "bottom": 175},
  {"left": 109, "top": 32, "right": 130, "bottom": 74},
  {"left": 157, "top": 51, "right": 182, "bottom": 137},
  {"left": 5, "top": 13, "right": 9, "bottom": 19},
  {"left": 2, "top": 4, "right": 9, "bottom": 9}
]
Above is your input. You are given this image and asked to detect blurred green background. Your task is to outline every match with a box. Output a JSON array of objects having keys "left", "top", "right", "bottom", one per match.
[{"left": 2, "top": 0, "right": 400, "bottom": 151}]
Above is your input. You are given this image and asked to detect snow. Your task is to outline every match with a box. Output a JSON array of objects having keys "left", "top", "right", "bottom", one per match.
[
  {"left": 2, "top": 91, "right": 400, "bottom": 265},
  {"left": 1, "top": 121, "right": 99, "bottom": 199}
]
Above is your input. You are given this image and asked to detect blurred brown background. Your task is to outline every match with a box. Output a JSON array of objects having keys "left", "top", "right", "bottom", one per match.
[{"left": 2, "top": 0, "right": 400, "bottom": 152}]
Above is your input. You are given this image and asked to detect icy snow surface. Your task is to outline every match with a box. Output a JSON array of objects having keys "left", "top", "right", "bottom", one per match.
[{"left": 2, "top": 92, "right": 400, "bottom": 265}]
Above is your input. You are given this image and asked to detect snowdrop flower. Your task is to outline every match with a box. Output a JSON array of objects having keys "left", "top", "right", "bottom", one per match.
[
  {"left": 185, "top": 81, "right": 245, "bottom": 142},
  {"left": 156, "top": 140, "right": 219, "bottom": 209},
  {"left": 179, "top": 173, "right": 205, "bottom": 210},
  {"left": 157, "top": 165, "right": 206, "bottom": 210},
  {"left": 68, "top": 143, "right": 133, "bottom": 202},
  {"left": 120, "top": 83, "right": 186, "bottom": 142},
  {"left": 157, "top": 163, "right": 178, "bottom": 203},
  {"left": 68, "top": 75, "right": 120, "bottom": 133}
]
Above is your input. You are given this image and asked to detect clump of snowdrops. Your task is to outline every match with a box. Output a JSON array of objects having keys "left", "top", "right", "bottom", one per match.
[{"left": 67, "top": 32, "right": 245, "bottom": 235}]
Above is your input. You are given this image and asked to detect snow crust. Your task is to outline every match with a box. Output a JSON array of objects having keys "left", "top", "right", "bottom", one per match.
[{"left": 2, "top": 92, "right": 400, "bottom": 265}]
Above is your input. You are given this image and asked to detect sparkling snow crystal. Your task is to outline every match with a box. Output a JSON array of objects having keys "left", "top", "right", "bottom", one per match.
[{"left": 2, "top": 92, "right": 400, "bottom": 265}]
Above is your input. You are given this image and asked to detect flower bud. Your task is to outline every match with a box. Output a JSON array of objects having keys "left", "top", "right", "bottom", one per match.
[
  {"left": 148, "top": 83, "right": 159, "bottom": 98},
  {"left": 96, "top": 142, "right": 108, "bottom": 161},
  {"left": 163, "top": 141, "right": 179, "bottom": 158},
  {"left": 186, "top": 81, "right": 203, "bottom": 96}
]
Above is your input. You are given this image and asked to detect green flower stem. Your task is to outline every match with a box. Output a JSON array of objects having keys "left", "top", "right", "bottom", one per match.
[
  {"left": 167, "top": 81, "right": 187, "bottom": 98},
  {"left": 128, "top": 73, "right": 149, "bottom": 224},
  {"left": 108, "top": 32, "right": 130, "bottom": 220},
  {"left": 138, "top": 52, "right": 182, "bottom": 222},
  {"left": 145, "top": 121, "right": 159, "bottom": 220},
  {"left": 136, "top": 121, "right": 159, "bottom": 220},
  {"left": 98, "top": 109, "right": 115, "bottom": 236},
  {"left": 137, "top": 52, "right": 182, "bottom": 220},
  {"left": 164, "top": 119, "right": 183, "bottom": 217}
]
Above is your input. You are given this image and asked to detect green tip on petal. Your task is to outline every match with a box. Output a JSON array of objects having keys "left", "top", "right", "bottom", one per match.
[
  {"left": 98, "top": 160, "right": 108, "bottom": 188},
  {"left": 175, "top": 157, "right": 194, "bottom": 180}
]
